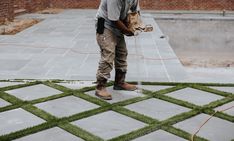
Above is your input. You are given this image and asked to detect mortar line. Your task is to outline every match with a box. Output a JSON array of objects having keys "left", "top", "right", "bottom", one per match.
[
  {"left": 146, "top": 17, "right": 172, "bottom": 82},
  {"left": 152, "top": 36, "right": 171, "bottom": 82},
  {"left": 65, "top": 43, "right": 89, "bottom": 77}
]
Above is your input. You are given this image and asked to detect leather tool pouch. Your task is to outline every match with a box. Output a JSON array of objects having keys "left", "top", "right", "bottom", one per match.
[
  {"left": 97, "top": 17, "right": 105, "bottom": 34},
  {"left": 127, "top": 12, "right": 153, "bottom": 32}
]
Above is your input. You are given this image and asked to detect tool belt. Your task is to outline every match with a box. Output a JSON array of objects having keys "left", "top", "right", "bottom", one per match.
[
  {"left": 126, "top": 12, "right": 153, "bottom": 33},
  {"left": 96, "top": 17, "right": 105, "bottom": 34}
]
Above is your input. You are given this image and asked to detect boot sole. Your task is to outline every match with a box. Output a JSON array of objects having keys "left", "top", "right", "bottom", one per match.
[
  {"left": 113, "top": 85, "right": 137, "bottom": 91},
  {"left": 95, "top": 92, "right": 112, "bottom": 100}
]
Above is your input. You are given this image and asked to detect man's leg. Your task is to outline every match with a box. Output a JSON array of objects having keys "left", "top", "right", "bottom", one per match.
[
  {"left": 114, "top": 35, "right": 137, "bottom": 91},
  {"left": 96, "top": 29, "right": 117, "bottom": 100}
]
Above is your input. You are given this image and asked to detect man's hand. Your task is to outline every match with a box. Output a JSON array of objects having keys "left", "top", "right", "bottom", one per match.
[{"left": 114, "top": 20, "right": 134, "bottom": 36}]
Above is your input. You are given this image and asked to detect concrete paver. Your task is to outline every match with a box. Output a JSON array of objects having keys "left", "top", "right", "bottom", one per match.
[
  {"left": 210, "top": 86, "right": 234, "bottom": 94},
  {"left": 72, "top": 111, "right": 146, "bottom": 140},
  {"left": 174, "top": 114, "right": 234, "bottom": 141},
  {"left": 166, "top": 88, "right": 224, "bottom": 106},
  {"left": 137, "top": 85, "right": 173, "bottom": 92},
  {"left": 125, "top": 98, "right": 190, "bottom": 120},
  {"left": 0, "top": 82, "right": 24, "bottom": 88},
  {"left": 56, "top": 81, "right": 96, "bottom": 90},
  {"left": 133, "top": 130, "right": 187, "bottom": 141},
  {"left": 0, "top": 108, "right": 45, "bottom": 136},
  {"left": 0, "top": 98, "right": 11, "bottom": 107},
  {"left": 85, "top": 86, "right": 145, "bottom": 104},
  {"left": 14, "top": 127, "right": 84, "bottom": 141},
  {"left": 35, "top": 96, "right": 99, "bottom": 118},
  {"left": 215, "top": 101, "right": 234, "bottom": 116},
  {"left": 0, "top": 59, "right": 30, "bottom": 71},
  {"left": 6, "top": 84, "right": 62, "bottom": 101}
]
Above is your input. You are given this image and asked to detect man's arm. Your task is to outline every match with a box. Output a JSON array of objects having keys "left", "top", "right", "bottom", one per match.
[
  {"left": 131, "top": 0, "right": 140, "bottom": 13},
  {"left": 114, "top": 20, "right": 134, "bottom": 36}
]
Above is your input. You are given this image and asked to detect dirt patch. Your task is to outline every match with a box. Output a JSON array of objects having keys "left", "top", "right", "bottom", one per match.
[
  {"left": 37, "top": 8, "right": 64, "bottom": 14},
  {"left": 178, "top": 52, "right": 234, "bottom": 68},
  {"left": 0, "top": 19, "right": 41, "bottom": 35}
]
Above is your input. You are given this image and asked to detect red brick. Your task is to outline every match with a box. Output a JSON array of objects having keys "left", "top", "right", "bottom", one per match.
[
  {"left": 49, "top": 0, "right": 234, "bottom": 10},
  {"left": 0, "top": 0, "right": 14, "bottom": 23},
  {"left": 1, "top": 0, "right": 234, "bottom": 23}
]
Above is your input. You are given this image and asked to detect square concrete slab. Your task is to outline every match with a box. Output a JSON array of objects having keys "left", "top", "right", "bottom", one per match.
[
  {"left": 85, "top": 86, "right": 145, "bottom": 103},
  {"left": 72, "top": 111, "right": 147, "bottom": 140},
  {"left": 0, "top": 98, "right": 11, "bottom": 107},
  {"left": 35, "top": 96, "right": 99, "bottom": 118},
  {"left": 125, "top": 98, "right": 190, "bottom": 121},
  {"left": 174, "top": 114, "right": 234, "bottom": 141},
  {"left": 215, "top": 101, "right": 234, "bottom": 116},
  {"left": 56, "top": 81, "right": 96, "bottom": 89},
  {"left": 166, "top": 88, "right": 224, "bottom": 106},
  {"left": 137, "top": 85, "right": 173, "bottom": 92},
  {"left": 133, "top": 130, "right": 187, "bottom": 141},
  {"left": 5, "top": 84, "right": 62, "bottom": 101},
  {"left": 0, "top": 59, "right": 29, "bottom": 71},
  {"left": 0, "top": 108, "right": 45, "bottom": 135},
  {"left": 0, "top": 82, "right": 24, "bottom": 88},
  {"left": 210, "top": 86, "right": 234, "bottom": 94},
  {"left": 14, "top": 127, "right": 84, "bottom": 141}
]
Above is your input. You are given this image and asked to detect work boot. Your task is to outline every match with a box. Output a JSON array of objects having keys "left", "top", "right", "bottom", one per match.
[
  {"left": 113, "top": 69, "right": 137, "bottom": 91},
  {"left": 95, "top": 78, "right": 112, "bottom": 100}
]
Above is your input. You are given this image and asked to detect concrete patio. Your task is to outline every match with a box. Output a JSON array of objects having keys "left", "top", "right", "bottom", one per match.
[{"left": 0, "top": 9, "right": 186, "bottom": 82}]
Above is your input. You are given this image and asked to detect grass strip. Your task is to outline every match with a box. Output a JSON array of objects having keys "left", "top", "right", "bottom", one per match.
[
  {"left": 62, "top": 106, "right": 111, "bottom": 123},
  {"left": 42, "top": 81, "right": 73, "bottom": 93},
  {"left": 29, "top": 92, "right": 72, "bottom": 105},
  {"left": 162, "top": 125, "right": 208, "bottom": 141},
  {"left": 190, "top": 85, "right": 233, "bottom": 97},
  {"left": 22, "top": 104, "right": 57, "bottom": 121},
  {"left": 153, "top": 92, "right": 201, "bottom": 110},
  {"left": 203, "top": 109, "right": 234, "bottom": 122},
  {"left": 0, "top": 92, "right": 23, "bottom": 104},
  {"left": 113, "top": 106, "right": 158, "bottom": 124},
  {"left": 73, "top": 91, "right": 110, "bottom": 106},
  {"left": 0, "top": 81, "right": 41, "bottom": 92},
  {"left": 204, "top": 96, "right": 234, "bottom": 109},
  {"left": 59, "top": 122, "right": 104, "bottom": 141},
  {"left": 113, "top": 95, "right": 152, "bottom": 107},
  {"left": 153, "top": 85, "right": 187, "bottom": 95},
  {"left": 0, "top": 122, "right": 57, "bottom": 141},
  {"left": 161, "top": 110, "right": 200, "bottom": 126},
  {"left": 108, "top": 124, "right": 159, "bottom": 141}
]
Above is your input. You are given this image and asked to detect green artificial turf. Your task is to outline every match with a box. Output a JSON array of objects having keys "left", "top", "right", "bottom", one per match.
[{"left": 0, "top": 80, "right": 233, "bottom": 141}]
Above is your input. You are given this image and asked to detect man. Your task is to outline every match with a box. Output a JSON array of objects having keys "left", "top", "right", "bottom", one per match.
[{"left": 95, "top": 0, "right": 140, "bottom": 100}]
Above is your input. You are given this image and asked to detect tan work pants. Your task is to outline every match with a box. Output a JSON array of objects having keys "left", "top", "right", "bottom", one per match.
[{"left": 96, "top": 28, "right": 128, "bottom": 80}]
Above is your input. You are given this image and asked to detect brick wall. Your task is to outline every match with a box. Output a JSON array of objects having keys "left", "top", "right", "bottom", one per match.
[
  {"left": 49, "top": 0, "right": 234, "bottom": 10},
  {"left": 14, "top": 0, "right": 26, "bottom": 9},
  {"left": 14, "top": 0, "right": 50, "bottom": 12},
  {"left": 50, "top": 0, "right": 100, "bottom": 9},
  {"left": 1, "top": 0, "right": 234, "bottom": 24},
  {"left": 0, "top": 0, "right": 14, "bottom": 24},
  {"left": 140, "top": 0, "right": 234, "bottom": 10},
  {"left": 25, "top": 0, "right": 50, "bottom": 12},
  {"left": 191, "top": 0, "right": 234, "bottom": 10}
]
